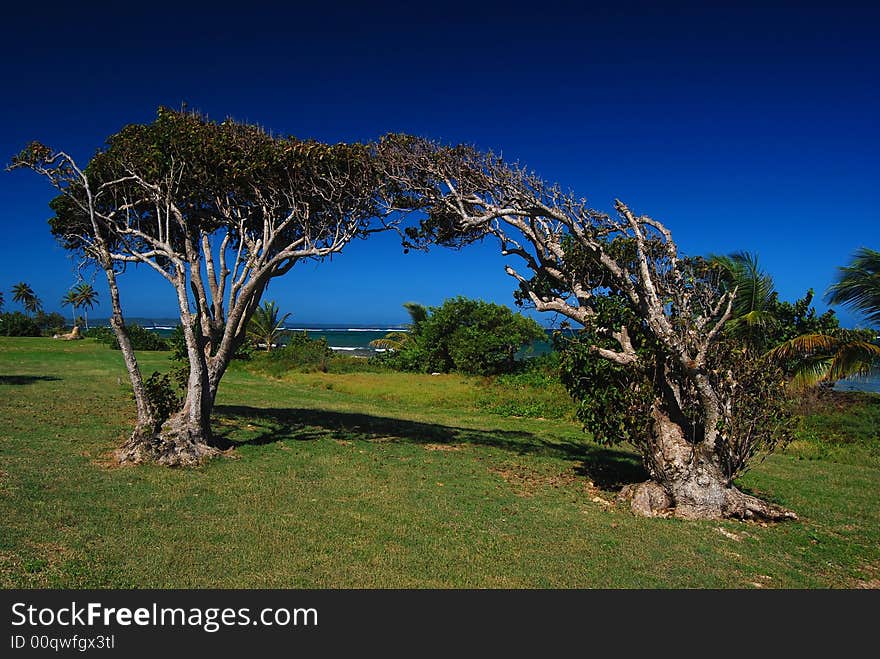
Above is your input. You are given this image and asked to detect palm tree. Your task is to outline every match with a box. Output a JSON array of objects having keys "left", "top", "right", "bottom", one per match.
[
  {"left": 11, "top": 282, "right": 41, "bottom": 316},
  {"left": 826, "top": 247, "right": 880, "bottom": 326},
  {"left": 767, "top": 248, "right": 880, "bottom": 390},
  {"left": 61, "top": 289, "right": 79, "bottom": 325},
  {"left": 0, "top": 290, "right": 4, "bottom": 312},
  {"left": 767, "top": 331, "right": 880, "bottom": 390},
  {"left": 369, "top": 302, "right": 427, "bottom": 351},
  {"left": 247, "top": 301, "right": 291, "bottom": 351},
  {"left": 72, "top": 282, "right": 99, "bottom": 329},
  {"left": 709, "top": 251, "right": 778, "bottom": 351}
]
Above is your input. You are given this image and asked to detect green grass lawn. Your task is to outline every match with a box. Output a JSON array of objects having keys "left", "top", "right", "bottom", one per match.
[{"left": 1, "top": 337, "right": 878, "bottom": 588}]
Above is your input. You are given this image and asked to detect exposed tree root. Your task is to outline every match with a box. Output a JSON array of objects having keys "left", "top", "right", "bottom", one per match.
[
  {"left": 115, "top": 418, "right": 222, "bottom": 468},
  {"left": 619, "top": 480, "right": 798, "bottom": 521}
]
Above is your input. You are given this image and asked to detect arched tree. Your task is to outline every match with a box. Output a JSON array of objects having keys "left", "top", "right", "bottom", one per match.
[
  {"left": 10, "top": 108, "right": 391, "bottom": 466},
  {"left": 379, "top": 135, "right": 797, "bottom": 520},
  {"left": 12, "top": 282, "right": 41, "bottom": 315}
]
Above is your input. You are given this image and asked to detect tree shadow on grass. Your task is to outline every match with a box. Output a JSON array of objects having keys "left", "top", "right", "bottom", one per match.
[
  {"left": 0, "top": 375, "right": 62, "bottom": 385},
  {"left": 213, "top": 404, "right": 646, "bottom": 487}
]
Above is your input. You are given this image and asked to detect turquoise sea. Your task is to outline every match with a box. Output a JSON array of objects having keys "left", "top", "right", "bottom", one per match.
[{"left": 89, "top": 318, "right": 879, "bottom": 392}]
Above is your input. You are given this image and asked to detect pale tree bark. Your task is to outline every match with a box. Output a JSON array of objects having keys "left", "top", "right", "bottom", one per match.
[
  {"left": 11, "top": 130, "right": 388, "bottom": 467},
  {"left": 379, "top": 137, "right": 797, "bottom": 520},
  {"left": 8, "top": 149, "right": 157, "bottom": 443}
]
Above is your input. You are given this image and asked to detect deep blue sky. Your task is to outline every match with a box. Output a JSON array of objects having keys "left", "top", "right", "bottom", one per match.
[{"left": 1, "top": 1, "right": 877, "bottom": 327}]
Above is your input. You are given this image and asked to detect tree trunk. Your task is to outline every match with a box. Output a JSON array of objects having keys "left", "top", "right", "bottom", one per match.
[
  {"left": 115, "top": 357, "right": 222, "bottom": 467},
  {"left": 621, "top": 404, "right": 798, "bottom": 521},
  {"left": 116, "top": 278, "right": 223, "bottom": 467}
]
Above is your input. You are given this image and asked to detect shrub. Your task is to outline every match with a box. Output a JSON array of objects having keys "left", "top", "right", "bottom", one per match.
[
  {"left": 35, "top": 311, "right": 68, "bottom": 335},
  {"left": 391, "top": 297, "right": 546, "bottom": 376},
  {"left": 251, "top": 332, "right": 333, "bottom": 376},
  {"left": 110, "top": 324, "right": 169, "bottom": 351},
  {"left": 143, "top": 371, "right": 182, "bottom": 423},
  {"left": 84, "top": 324, "right": 168, "bottom": 350},
  {"left": 0, "top": 312, "right": 42, "bottom": 337}
]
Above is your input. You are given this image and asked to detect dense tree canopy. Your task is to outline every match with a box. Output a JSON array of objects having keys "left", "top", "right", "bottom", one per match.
[
  {"left": 11, "top": 108, "right": 394, "bottom": 465},
  {"left": 392, "top": 297, "right": 545, "bottom": 376}
]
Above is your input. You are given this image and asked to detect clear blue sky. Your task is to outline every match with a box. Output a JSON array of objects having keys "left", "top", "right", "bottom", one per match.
[{"left": 1, "top": 1, "right": 877, "bottom": 327}]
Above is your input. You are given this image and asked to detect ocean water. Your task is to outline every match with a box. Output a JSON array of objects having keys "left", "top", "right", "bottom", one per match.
[{"left": 89, "top": 318, "right": 878, "bottom": 391}]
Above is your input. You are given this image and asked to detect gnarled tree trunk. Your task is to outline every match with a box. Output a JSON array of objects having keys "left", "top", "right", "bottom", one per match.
[{"left": 620, "top": 403, "right": 797, "bottom": 521}]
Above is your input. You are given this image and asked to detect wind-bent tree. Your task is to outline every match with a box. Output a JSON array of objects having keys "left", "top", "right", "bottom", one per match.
[
  {"left": 246, "top": 301, "right": 291, "bottom": 351},
  {"left": 11, "top": 108, "right": 388, "bottom": 466},
  {"left": 12, "top": 282, "right": 41, "bottom": 315},
  {"left": 379, "top": 136, "right": 796, "bottom": 520}
]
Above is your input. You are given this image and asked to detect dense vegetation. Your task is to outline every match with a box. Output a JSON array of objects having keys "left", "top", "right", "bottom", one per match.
[{"left": 376, "top": 297, "right": 546, "bottom": 376}]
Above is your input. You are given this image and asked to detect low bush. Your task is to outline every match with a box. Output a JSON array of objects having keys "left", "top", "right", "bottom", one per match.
[
  {"left": 250, "top": 332, "right": 334, "bottom": 376},
  {"left": 84, "top": 324, "right": 168, "bottom": 350},
  {"left": 0, "top": 312, "right": 42, "bottom": 337}
]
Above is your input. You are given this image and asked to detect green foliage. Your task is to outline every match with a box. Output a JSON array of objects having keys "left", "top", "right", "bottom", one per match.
[
  {"left": 0, "top": 312, "right": 42, "bottom": 337},
  {"left": 247, "top": 301, "right": 291, "bottom": 352},
  {"left": 35, "top": 311, "right": 67, "bottom": 335},
  {"left": 1, "top": 337, "right": 879, "bottom": 588},
  {"left": 768, "top": 328, "right": 880, "bottom": 389},
  {"left": 142, "top": 371, "right": 182, "bottom": 423},
  {"left": 82, "top": 326, "right": 114, "bottom": 342},
  {"left": 250, "top": 332, "right": 334, "bottom": 376},
  {"left": 168, "top": 324, "right": 252, "bottom": 363},
  {"left": 61, "top": 282, "right": 99, "bottom": 329},
  {"left": 826, "top": 246, "right": 880, "bottom": 326},
  {"left": 765, "top": 289, "right": 839, "bottom": 345},
  {"left": 11, "top": 282, "right": 41, "bottom": 315},
  {"left": 480, "top": 353, "right": 575, "bottom": 419},
  {"left": 391, "top": 297, "right": 545, "bottom": 376},
  {"left": 93, "top": 324, "right": 169, "bottom": 351},
  {"left": 557, "top": 292, "right": 794, "bottom": 480},
  {"left": 557, "top": 305, "right": 654, "bottom": 446}
]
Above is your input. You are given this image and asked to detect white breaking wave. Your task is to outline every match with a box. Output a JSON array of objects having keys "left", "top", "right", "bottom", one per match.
[
  {"left": 329, "top": 346, "right": 386, "bottom": 353},
  {"left": 281, "top": 327, "right": 406, "bottom": 333}
]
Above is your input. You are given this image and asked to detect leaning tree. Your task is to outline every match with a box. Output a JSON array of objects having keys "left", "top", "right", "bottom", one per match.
[
  {"left": 10, "top": 108, "right": 389, "bottom": 466},
  {"left": 378, "top": 135, "right": 797, "bottom": 520}
]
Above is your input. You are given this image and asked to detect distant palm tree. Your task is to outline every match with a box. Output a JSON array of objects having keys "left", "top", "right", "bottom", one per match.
[
  {"left": 369, "top": 302, "right": 427, "bottom": 351},
  {"left": 72, "top": 282, "right": 99, "bottom": 329},
  {"left": 0, "top": 290, "right": 4, "bottom": 312},
  {"left": 709, "top": 251, "right": 777, "bottom": 350},
  {"left": 11, "top": 282, "right": 41, "bottom": 316},
  {"left": 61, "top": 289, "right": 79, "bottom": 325},
  {"left": 826, "top": 247, "right": 880, "bottom": 326},
  {"left": 247, "top": 301, "right": 291, "bottom": 351}
]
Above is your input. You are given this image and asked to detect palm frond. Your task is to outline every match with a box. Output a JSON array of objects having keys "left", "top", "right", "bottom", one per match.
[
  {"left": 787, "top": 355, "right": 833, "bottom": 391},
  {"left": 826, "top": 247, "right": 880, "bottom": 325},
  {"left": 765, "top": 333, "right": 839, "bottom": 361}
]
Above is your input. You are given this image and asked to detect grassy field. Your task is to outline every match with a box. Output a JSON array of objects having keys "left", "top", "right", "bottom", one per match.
[{"left": 1, "top": 337, "right": 878, "bottom": 588}]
